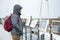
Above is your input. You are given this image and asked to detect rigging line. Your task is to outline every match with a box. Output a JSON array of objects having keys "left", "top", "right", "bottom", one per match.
[
  {"left": 46, "top": 0, "right": 49, "bottom": 19},
  {"left": 38, "top": 0, "right": 43, "bottom": 40},
  {"left": 40, "top": 0, "right": 43, "bottom": 19}
]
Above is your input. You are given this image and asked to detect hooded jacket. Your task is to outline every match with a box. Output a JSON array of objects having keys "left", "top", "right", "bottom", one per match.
[{"left": 11, "top": 4, "right": 23, "bottom": 35}]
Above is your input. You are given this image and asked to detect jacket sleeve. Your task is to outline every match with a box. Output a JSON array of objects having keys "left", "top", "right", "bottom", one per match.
[{"left": 11, "top": 14, "right": 21, "bottom": 32}]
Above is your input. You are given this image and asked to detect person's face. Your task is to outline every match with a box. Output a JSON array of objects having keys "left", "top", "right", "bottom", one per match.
[{"left": 20, "top": 9, "right": 23, "bottom": 12}]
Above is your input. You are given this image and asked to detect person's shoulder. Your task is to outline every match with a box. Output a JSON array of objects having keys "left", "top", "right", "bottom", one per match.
[
  {"left": 11, "top": 14, "right": 18, "bottom": 18},
  {"left": 12, "top": 14, "right": 18, "bottom": 16},
  {"left": 12, "top": 14, "right": 17, "bottom": 15}
]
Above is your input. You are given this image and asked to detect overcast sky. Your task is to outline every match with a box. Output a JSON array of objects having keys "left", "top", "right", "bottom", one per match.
[{"left": 0, "top": 0, "right": 60, "bottom": 18}]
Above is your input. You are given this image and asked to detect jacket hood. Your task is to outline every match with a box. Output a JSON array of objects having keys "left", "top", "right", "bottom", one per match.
[{"left": 13, "top": 4, "right": 22, "bottom": 15}]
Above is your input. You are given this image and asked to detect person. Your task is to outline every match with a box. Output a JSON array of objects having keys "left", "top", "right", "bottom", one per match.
[{"left": 11, "top": 4, "right": 23, "bottom": 40}]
